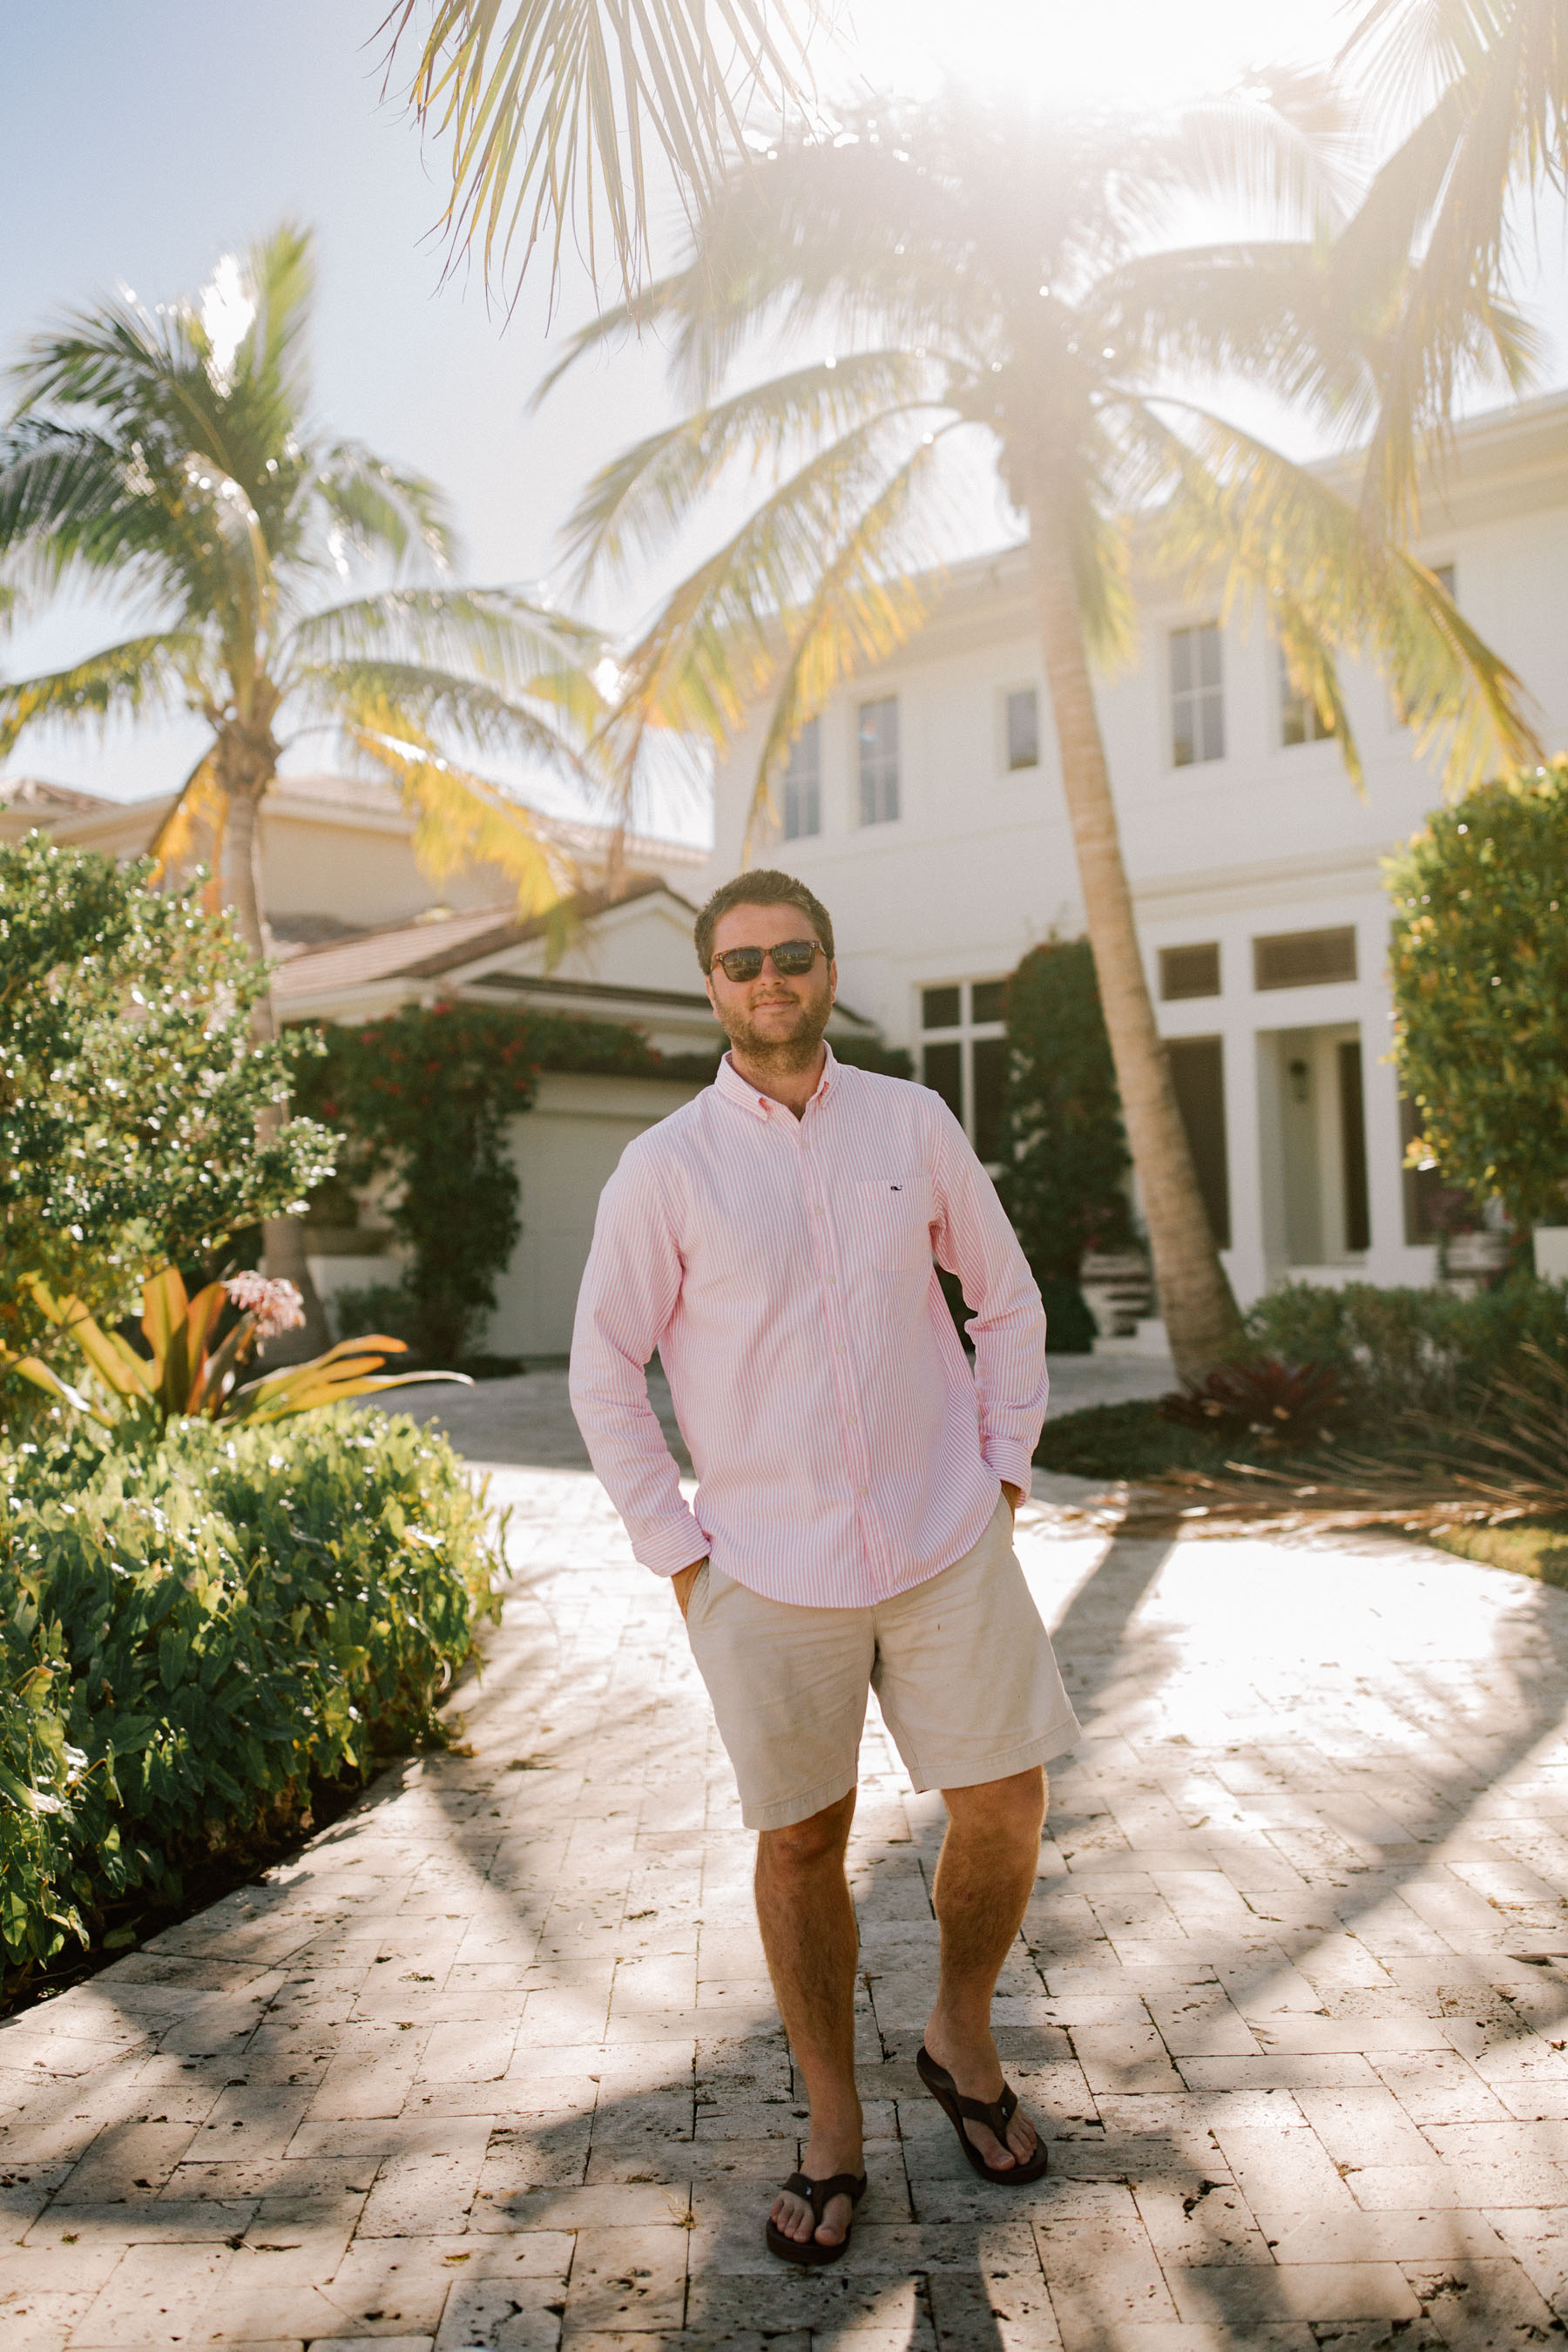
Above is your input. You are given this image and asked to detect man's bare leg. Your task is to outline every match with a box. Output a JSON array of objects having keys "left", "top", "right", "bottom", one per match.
[
  {"left": 754, "top": 1788, "right": 862, "bottom": 2247},
  {"left": 922, "top": 1766, "right": 1047, "bottom": 2171}
]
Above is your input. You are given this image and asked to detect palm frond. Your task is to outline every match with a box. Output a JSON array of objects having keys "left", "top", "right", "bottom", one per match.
[
  {"left": 1178, "top": 64, "right": 1363, "bottom": 237},
  {"left": 379, "top": 0, "right": 832, "bottom": 302},
  {"left": 740, "top": 431, "right": 958, "bottom": 854},
  {"left": 311, "top": 442, "right": 459, "bottom": 575},
  {"left": 598, "top": 402, "right": 951, "bottom": 787},
  {"left": 295, "top": 655, "right": 598, "bottom": 780},
  {"left": 145, "top": 752, "right": 226, "bottom": 892},
  {"left": 561, "top": 350, "right": 939, "bottom": 590},
  {"left": 280, "top": 585, "right": 604, "bottom": 728},
  {"left": 0, "top": 631, "right": 202, "bottom": 758},
  {"left": 344, "top": 700, "right": 579, "bottom": 913},
  {"left": 1132, "top": 394, "right": 1543, "bottom": 793}
]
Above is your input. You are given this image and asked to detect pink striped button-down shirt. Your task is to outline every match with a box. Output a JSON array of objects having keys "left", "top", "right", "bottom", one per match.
[{"left": 569, "top": 1044, "right": 1049, "bottom": 1607}]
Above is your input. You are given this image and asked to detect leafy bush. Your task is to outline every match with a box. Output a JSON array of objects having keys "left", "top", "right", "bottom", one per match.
[
  {"left": 997, "top": 939, "right": 1133, "bottom": 1348},
  {"left": 1388, "top": 764, "right": 1568, "bottom": 1228},
  {"left": 0, "top": 836, "right": 335, "bottom": 1368},
  {"left": 0, "top": 1409, "right": 504, "bottom": 1990},
  {"left": 294, "top": 1001, "right": 678, "bottom": 1364},
  {"left": 1246, "top": 1276, "right": 1568, "bottom": 1422}
]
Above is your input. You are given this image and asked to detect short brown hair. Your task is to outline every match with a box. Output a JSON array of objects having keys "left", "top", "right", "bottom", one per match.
[{"left": 693, "top": 868, "right": 835, "bottom": 972}]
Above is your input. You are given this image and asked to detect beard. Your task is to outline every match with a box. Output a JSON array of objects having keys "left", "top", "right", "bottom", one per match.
[{"left": 718, "top": 982, "right": 834, "bottom": 1072}]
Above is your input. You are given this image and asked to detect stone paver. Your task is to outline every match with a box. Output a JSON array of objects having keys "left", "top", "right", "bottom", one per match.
[{"left": 7, "top": 1435, "right": 1568, "bottom": 2349}]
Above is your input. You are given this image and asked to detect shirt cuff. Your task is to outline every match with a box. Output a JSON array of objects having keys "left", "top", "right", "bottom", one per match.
[
  {"left": 632, "top": 1509, "right": 710, "bottom": 1578},
  {"left": 983, "top": 1440, "right": 1036, "bottom": 1498}
]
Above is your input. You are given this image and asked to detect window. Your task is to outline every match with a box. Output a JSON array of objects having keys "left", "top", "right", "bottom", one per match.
[
  {"left": 857, "top": 695, "right": 900, "bottom": 824},
  {"left": 781, "top": 718, "right": 821, "bottom": 840},
  {"left": 1170, "top": 622, "right": 1225, "bottom": 766},
  {"left": 1168, "top": 1036, "right": 1231, "bottom": 1249},
  {"left": 921, "top": 979, "right": 1008, "bottom": 1161},
  {"left": 1254, "top": 926, "right": 1358, "bottom": 990},
  {"left": 1338, "top": 1039, "right": 1370, "bottom": 1252},
  {"left": 1279, "top": 645, "right": 1334, "bottom": 747},
  {"left": 1159, "top": 942, "right": 1220, "bottom": 1002},
  {"left": 1004, "top": 687, "right": 1039, "bottom": 771}
]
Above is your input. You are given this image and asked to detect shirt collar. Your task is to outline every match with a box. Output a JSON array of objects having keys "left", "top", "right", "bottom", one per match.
[{"left": 715, "top": 1039, "right": 840, "bottom": 1119}]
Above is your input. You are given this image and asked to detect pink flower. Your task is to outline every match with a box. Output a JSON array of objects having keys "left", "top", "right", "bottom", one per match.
[{"left": 225, "top": 1273, "right": 306, "bottom": 1339}]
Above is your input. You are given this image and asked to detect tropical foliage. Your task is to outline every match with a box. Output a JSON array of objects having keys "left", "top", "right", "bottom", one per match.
[
  {"left": 1247, "top": 1272, "right": 1568, "bottom": 1422},
  {"left": 0, "top": 836, "right": 333, "bottom": 1372},
  {"left": 4, "top": 1266, "right": 469, "bottom": 1434},
  {"left": 544, "top": 86, "right": 1540, "bottom": 1376},
  {"left": 1387, "top": 763, "right": 1568, "bottom": 1232},
  {"left": 382, "top": 0, "right": 830, "bottom": 300},
  {"left": 0, "top": 1409, "right": 504, "bottom": 1990},
  {"left": 1159, "top": 1357, "right": 1346, "bottom": 1450},
  {"left": 1339, "top": 0, "right": 1568, "bottom": 530},
  {"left": 294, "top": 1001, "right": 669, "bottom": 1362},
  {"left": 0, "top": 221, "right": 603, "bottom": 979},
  {"left": 1000, "top": 939, "right": 1132, "bottom": 1298}
]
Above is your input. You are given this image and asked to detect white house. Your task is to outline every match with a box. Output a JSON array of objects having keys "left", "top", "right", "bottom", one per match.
[
  {"left": 703, "top": 389, "right": 1568, "bottom": 1315},
  {"left": 10, "top": 389, "right": 1568, "bottom": 1354}
]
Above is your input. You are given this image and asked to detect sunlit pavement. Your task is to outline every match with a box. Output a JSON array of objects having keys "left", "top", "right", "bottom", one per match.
[{"left": 7, "top": 1418, "right": 1568, "bottom": 2348}]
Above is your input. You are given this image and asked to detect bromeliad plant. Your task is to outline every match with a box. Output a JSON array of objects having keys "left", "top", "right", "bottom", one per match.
[{"left": 3, "top": 1267, "right": 469, "bottom": 1434}]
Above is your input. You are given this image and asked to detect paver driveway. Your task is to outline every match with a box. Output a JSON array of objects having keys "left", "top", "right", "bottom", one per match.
[{"left": 9, "top": 1431, "right": 1568, "bottom": 2350}]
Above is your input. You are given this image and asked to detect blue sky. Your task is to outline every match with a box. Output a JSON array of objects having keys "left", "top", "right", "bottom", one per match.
[{"left": 5, "top": 0, "right": 1568, "bottom": 829}]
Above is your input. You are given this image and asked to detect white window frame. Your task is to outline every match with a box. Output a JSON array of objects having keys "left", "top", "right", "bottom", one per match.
[
  {"left": 856, "top": 694, "right": 901, "bottom": 826},
  {"left": 918, "top": 977, "right": 1008, "bottom": 1161},
  {"left": 781, "top": 716, "right": 821, "bottom": 840},
  {"left": 1170, "top": 620, "right": 1225, "bottom": 767}
]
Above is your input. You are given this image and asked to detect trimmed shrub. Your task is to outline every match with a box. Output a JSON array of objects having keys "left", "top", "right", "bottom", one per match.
[
  {"left": 1245, "top": 1275, "right": 1568, "bottom": 1422},
  {"left": 0, "top": 1408, "right": 504, "bottom": 1990}
]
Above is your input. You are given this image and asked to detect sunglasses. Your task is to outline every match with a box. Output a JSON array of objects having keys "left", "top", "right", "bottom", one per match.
[{"left": 708, "top": 938, "right": 828, "bottom": 983}]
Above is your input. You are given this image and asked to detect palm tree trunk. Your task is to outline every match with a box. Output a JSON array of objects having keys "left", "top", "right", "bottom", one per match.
[
  {"left": 219, "top": 744, "right": 330, "bottom": 1363},
  {"left": 1022, "top": 503, "right": 1244, "bottom": 1381}
]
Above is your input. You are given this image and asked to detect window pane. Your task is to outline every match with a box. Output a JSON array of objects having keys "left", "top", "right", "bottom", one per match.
[
  {"left": 972, "top": 1036, "right": 1009, "bottom": 1163},
  {"left": 857, "top": 694, "right": 899, "bottom": 824},
  {"left": 1254, "top": 926, "right": 1358, "bottom": 990},
  {"left": 1278, "top": 645, "right": 1331, "bottom": 747},
  {"left": 970, "top": 979, "right": 1006, "bottom": 1024},
  {"left": 922, "top": 985, "right": 961, "bottom": 1030},
  {"left": 1167, "top": 1036, "right": 1230, "bottom": 1249},
  {"left": 1171, "top": 624, "right": 1224, "bottom": 767},
  {"left": 1159, "top": 943, "right": 1220, "bottom": 1001},
  {"left": 781, "top": 717, "right": 821, "bottom": 840},
  {"left": 923, "top": 1039, "right": 963, "bottom": 1120},
  {"left": 1005, "top": 687, "right": 1038, "bottom": 770}
]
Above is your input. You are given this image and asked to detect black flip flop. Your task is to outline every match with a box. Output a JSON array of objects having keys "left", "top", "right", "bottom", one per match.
[
  {"left": 916, "top": 2044, "right": 1051, "bottom": 2184},
  {"left": 764, "top": 2168, "right": 868, "bottom": 2267}
]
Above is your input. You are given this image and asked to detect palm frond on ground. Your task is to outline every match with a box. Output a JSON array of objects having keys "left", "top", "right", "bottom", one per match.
[
  {"left": 380, "top": 0, "right": 833, "bottom": 302},
  {"left": 1141, "top": 1346, "right": 1568, "bottom": 1536},
  {"left": 544, "top": 85, "right": 1542, "bottom": 1377}
]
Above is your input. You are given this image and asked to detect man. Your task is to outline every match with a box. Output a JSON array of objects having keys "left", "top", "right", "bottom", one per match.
[{"left": 570, "top": 869, "right": 1079, "bottom": 2265}]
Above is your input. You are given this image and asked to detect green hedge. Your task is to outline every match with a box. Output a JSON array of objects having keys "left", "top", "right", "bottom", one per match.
[
  {"left": 0, "top": 1409, "right": 505, "bottom": 1988},
  {"left": 1246, "top": 1274, "right": 1568, "bottom": 1421}
]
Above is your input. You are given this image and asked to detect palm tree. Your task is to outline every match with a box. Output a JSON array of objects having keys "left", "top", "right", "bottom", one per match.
[
  {"left": 0, "top": 221, "right": 605, "bottom": 1345},
  {"left": 542, "top": 86, "right": 1542, "bottom": 1379},
  {"left": 1335, "top": 0, "right": 1568, "bottom": 531},
  {"left": 380, "top": 0, "right": 831, "bottom": 301}
]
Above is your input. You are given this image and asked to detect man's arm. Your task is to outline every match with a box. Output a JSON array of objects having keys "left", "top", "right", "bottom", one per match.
[
  {"left": 568, "top": 1150, "right": 708, "bottom": 1578},
  {"left": 928, "top": 1100, "right": 1049, "bottom": 1499}
]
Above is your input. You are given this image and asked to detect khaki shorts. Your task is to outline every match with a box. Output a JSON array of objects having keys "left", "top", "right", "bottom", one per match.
[{"left": 684, "top": 1493, "right": 1082, "bottom": 1830}]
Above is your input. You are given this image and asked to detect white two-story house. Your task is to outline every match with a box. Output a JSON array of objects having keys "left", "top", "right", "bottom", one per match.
[{"left": 702, "top": 390, "right": 1568, "bottom": 1312}]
